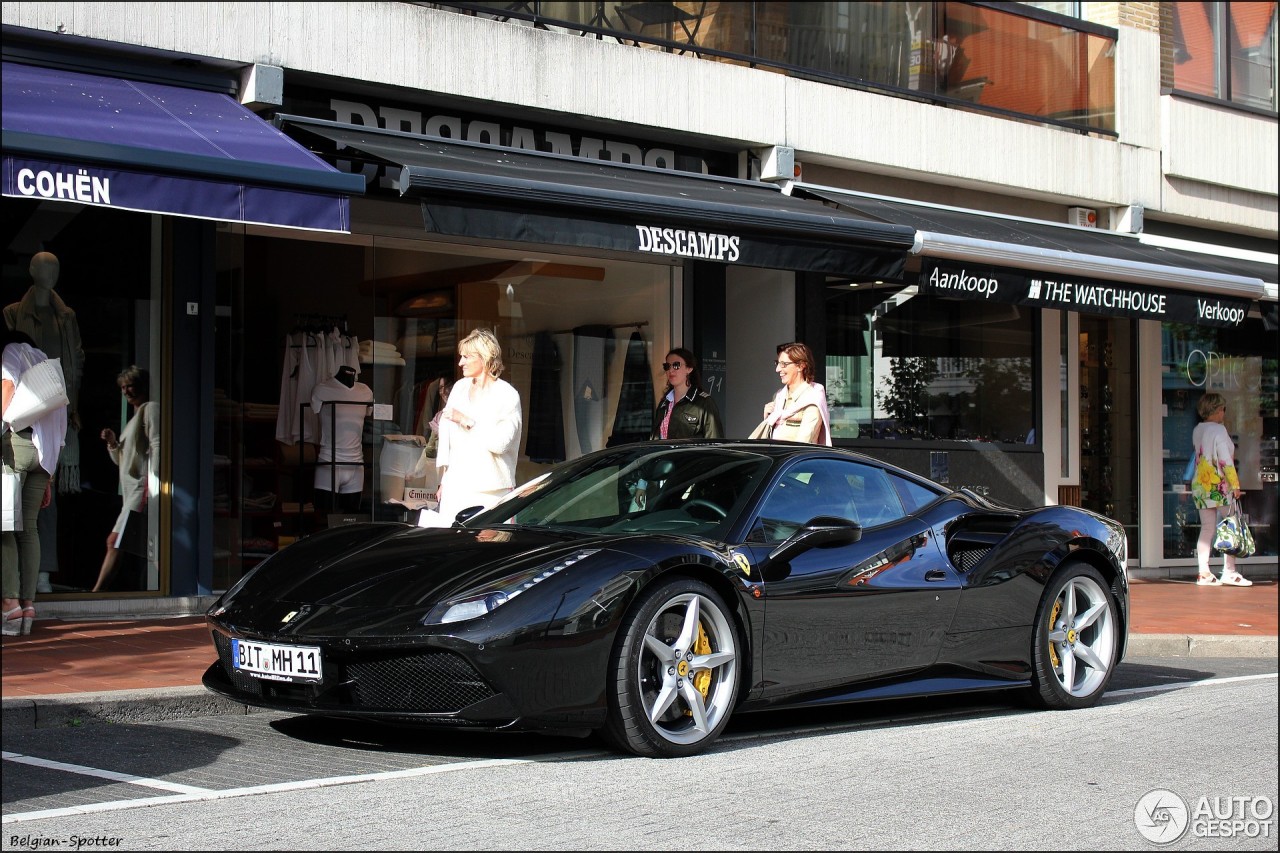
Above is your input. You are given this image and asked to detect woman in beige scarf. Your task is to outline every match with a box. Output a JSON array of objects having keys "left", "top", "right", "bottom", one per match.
[{"left": 753, "top": 342, "right": 832, "bottom": 445}]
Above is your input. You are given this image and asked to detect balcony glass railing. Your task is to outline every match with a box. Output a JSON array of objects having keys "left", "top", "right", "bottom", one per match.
[{"left": 430, "top": 1, "right": 1117, "bottom": 133}]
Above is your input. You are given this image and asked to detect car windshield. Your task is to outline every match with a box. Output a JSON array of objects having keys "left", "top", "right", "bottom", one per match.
[{"left": 466, "top": 446, "right": 773, "bottom": 537}]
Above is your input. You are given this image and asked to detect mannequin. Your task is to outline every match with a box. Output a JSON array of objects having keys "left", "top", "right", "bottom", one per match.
[
  {"left": 5, "top": 252, "right": 86, "bottom": 593},
  {"left": 311, "top": 366, "right": 373, "bottom": 512}
]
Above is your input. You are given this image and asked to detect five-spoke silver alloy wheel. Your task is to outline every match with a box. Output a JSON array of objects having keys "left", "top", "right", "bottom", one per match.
[
  {"left": 1048, "top": 573, "right": 1117, "bottom": 697},
  {"left": 606, "top": 578, "right": 740, "bottom": 757},
  {"left": 637, "top": 591, "right": 738, "bottom": 745},
  {"left": 1031, "top": 562, "right": 1119, "bottom": 709}
]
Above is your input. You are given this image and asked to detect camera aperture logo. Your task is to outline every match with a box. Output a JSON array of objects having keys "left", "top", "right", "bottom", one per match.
[
  {"left": 1135, "top": 789, "right": 1189, "bottom": 843},
  {"left": 1135, "top": 789, "right": 1275, "bottom": 844}
]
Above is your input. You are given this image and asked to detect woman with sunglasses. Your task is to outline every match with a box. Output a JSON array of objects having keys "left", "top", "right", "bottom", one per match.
[
  {"left": 650, "top": 347, "right": 723, "bottom": 441},
  {"left": 755, "top": 341, "right": 832, "bottom": 445}
]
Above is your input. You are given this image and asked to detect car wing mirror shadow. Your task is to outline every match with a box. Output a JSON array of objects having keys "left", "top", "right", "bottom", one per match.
[{"left": 761, "top": 517, "right": 862, "bottom": 581}]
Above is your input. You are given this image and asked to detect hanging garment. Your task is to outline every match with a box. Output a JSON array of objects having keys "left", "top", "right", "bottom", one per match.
[
  {"left": 572, "top": 325, "right": 613, "bottom": 456},
  {"left": 608, "top": 329, "right": 653, "bottom": 447},
  {"left": 276, "top": 332, "right": 301, "bottom": 444},
  {"left": 526, "top": 331, "right": 566, "bottom": 464}
]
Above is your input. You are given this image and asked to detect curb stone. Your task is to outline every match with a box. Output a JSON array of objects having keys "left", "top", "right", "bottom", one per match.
[
  {"left": 1, "top": 685, "right": 265, "bottom": 731},
  {"left": 1127, "top": 633, "right": 1279, "bottom": 659}
]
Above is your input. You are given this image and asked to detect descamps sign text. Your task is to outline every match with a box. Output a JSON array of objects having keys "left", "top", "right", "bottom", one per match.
[{"left": 635, "top": 225, "right": 740, "bottom": 261}]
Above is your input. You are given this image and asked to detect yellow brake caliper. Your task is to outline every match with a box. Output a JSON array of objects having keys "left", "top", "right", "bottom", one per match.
[
  {"left": 691, "top": 623, "right": 712, "bottom": 704},
  {"left": 1048, "top": 600, "right": 1062, "bottom": 669}
]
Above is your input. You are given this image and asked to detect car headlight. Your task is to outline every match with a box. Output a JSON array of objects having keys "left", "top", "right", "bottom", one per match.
[
  {"left": 1107, "top": 526, "right": 1128, "bottom": 574},
  {"left": 423, "top": 549, "right": 600, "bottom": 625}
]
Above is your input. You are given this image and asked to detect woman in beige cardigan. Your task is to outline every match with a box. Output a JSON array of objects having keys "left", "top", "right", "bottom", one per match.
[
  {"left": 93, "top": 366, "right": 159, "bottom": 592},
  {"left": 754, "top": 342, "right": 832, "bottom": 446}
]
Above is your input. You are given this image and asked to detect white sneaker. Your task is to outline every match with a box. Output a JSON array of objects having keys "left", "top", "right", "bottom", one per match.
[{"left": 1221, "top": 571, "right": 1253, "bottom": 587}]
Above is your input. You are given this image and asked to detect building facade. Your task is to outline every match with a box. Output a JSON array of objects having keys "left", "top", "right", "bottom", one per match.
[{"left": 1, "top": 1, "right": 1276, "bottom": 605}]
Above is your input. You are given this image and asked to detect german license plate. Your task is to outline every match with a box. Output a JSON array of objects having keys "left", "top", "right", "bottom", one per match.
[{"left": 231, "top": 638, "right": 322, "bottom": 682}]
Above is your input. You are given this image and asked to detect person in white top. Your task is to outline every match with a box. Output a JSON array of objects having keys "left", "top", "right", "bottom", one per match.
[
  {"left": 1189, "top": 391, "right": 1250, "bottom": 586},
  {"left": 435, "top": 328, "right": 522, "bottom": 523},
  {"left": 2, "top": 330, "right": 69, "bottom": 634},
  {"left": 92, "top": 366, "right": 159, "bottom": 593}
]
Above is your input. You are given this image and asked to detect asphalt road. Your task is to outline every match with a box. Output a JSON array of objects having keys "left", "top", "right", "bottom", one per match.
[{"left": 3, "top": 656, "right": 1277, "bottom": 851}]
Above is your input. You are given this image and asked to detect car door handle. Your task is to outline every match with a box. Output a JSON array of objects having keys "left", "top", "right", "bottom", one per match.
[{"left": 924, "top": 570, "right": 948, "bottom": 582}]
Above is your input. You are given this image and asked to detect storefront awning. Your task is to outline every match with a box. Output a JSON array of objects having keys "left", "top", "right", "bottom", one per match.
[
  {"left": 795, "top": 184, "right": 1272, "bottom": 299},
  {"left": 279, "top": 116, "right": 916, "bottom": 278},
  {"left": 2, "top": 63, "right": 364, "bottom": 232}
]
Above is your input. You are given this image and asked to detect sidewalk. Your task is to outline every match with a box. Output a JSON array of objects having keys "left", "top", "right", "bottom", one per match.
[{"left": 2, "top": 579, "right": 1275, "bottom": 729}]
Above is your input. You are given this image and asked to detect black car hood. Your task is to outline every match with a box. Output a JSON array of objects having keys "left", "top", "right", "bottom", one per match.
[{"left": 224, "top": 524, "right": 601, "bottom": 612}]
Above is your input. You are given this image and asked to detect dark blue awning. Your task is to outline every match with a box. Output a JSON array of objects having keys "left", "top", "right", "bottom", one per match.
[{"left": 2, "top": 62, "right": 363, "bottom": 232}]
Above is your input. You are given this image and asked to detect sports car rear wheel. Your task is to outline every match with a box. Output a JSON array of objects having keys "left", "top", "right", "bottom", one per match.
[
  {"left": 1030, "top": 561, "right": 1119, "bottom": 709},
  {"left": 604, "top": 577, "right": 740, "bottom": 758}
]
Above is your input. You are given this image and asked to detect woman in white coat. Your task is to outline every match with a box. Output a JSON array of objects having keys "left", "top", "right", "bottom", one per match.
[{"left": 434, "top": 328, "right": 522, "bottom": 523}]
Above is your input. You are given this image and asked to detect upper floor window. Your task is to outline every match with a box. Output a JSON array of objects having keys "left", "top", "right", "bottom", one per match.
[
  {"left": 1171, "top": 1, "right": 1278, "bottom": 112},
  {"left": 438, "top": 2, "right": 1117, "bottom": 133}
]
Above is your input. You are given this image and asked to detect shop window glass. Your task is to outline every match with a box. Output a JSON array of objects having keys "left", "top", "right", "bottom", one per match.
[
  {"left": 824, "top": 283, "right": 1036, "bottom": 444},
  {"left": 1078, "top": 316, "right": 1137, "bottom": 552},
  {"left": 213, "top": 227, "right": 671, "bottom": 590},
  {"left": 1160, "top": 320, "right": 1278, "bottom": 560},
  {"left": 3, "top": 198, "right": 162, "bottom": 594}
]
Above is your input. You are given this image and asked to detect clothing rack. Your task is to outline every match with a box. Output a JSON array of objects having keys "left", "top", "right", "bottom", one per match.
[
  {"left": 512, "top": 321, "right": 647, "bottom": 340},
  {"left": 291, "top": 312, "right": 348, "bottom": 334}
]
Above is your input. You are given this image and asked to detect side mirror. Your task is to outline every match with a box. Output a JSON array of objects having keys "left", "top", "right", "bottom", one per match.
[
  {"left": 454, "top": 505, "right": 485, "bottom": 525},
  {"left": 765, "top": 516, "right": 862, "bottom": 567}
]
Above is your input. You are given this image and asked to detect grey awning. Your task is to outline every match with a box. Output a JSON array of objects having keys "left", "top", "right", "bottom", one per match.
[
  {"left": 278, "top": 116, "right": 918, "bottom": 278},
  {"left": 795, "top": 184, "right": 1272, "bottom": 299}
]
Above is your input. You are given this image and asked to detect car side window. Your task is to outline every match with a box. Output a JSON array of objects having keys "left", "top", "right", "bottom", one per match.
[
  {"left": 846, "top": 463, "right": 905, "bottom": 528},
  {"left": 891, "top": 474, "right": 946, "bottom": 513},
  {"left": 750, "top": 458, "right": 904, "bottom": 544}
]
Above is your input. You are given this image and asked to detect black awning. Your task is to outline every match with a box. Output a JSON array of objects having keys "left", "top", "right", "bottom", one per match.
[
  {"left": 279, "top": 117, "right": 917, "bottom": 278},
  {"left": 2, "top": 62, "right": 364, "bottom": 232},
  {"left": 796, "top": 186, "right": 1273, "bottom": 296}
]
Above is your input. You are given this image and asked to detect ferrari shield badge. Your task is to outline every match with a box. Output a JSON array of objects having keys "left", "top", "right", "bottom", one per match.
[{"left": 731, "top": 552, "right": 752, "bottom": 577}]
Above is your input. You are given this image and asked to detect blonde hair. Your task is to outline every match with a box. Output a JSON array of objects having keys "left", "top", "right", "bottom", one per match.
[
  {"left": 1197, "top": 392, "right": 1226, "bottom": 420},
  {"left": 460, "top": 327, "right": 505, "bottom": 378}
]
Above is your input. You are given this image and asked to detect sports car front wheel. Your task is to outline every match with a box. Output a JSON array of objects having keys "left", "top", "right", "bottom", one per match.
[
  {"left": 1029, "top": 561, "right": 1120, "bottom": 709},
  {"left": 604, "top": 577, "right": 740, "bottom": 758}
]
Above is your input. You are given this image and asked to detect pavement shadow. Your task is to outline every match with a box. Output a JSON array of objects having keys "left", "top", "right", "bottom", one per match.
[
  {"left": 3, "top": 720, "right": 243, "bottom": 810},
  {"left": 269, "top": 713, "right": 596, "bottom": 759}
]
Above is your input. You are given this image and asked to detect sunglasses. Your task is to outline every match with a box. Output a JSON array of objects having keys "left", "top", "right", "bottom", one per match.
[{"left": 662, "top": 361, "right": 685, "bottom": 371}]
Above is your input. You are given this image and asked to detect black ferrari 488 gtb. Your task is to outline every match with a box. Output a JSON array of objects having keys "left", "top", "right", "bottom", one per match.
[{"left": 205, "top": 440, "right": 1129, "bottom": 757}]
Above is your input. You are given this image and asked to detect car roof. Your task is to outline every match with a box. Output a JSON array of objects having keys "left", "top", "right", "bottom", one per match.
[{"left": 636, "top": 438, "right": 938, "bottom": 485}]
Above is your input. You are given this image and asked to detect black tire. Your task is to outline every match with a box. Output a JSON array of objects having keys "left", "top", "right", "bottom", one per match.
[
  {"left": 603, "top": 577, "right": 740, "bottom": 758},
  {"left": 1028, "top": 561, "right": 1120, "bottom": 710}
]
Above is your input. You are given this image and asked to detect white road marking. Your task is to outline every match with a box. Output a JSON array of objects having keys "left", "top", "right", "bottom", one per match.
[
  {"left": 1104, "top": 671, "right": 1276, "bottom": 698},
  {"left": 1, "top": 751, "right": 607, "bottom": 824},
  {"left": 2, "top": 751, "right": 210, "bottom": 794}
]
